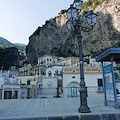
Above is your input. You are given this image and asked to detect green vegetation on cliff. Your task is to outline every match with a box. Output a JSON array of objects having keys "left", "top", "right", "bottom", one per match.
[
  {"left": 82, "top": 0, "right": 110, "bottom": 10},
  {"left": 0, "top": 47, "right": 20, "bottom": 70},
  {"left": 58, "top": 9, "right": 67, "bottom": 16}
]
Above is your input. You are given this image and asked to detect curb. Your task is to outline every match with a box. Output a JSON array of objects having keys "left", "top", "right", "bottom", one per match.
[{"left": 1, "top": 113, "right": 120, "bottom": 120}]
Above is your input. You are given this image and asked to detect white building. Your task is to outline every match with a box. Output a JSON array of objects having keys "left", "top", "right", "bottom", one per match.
[
  {"left": 0, "top": 72, "right": 20, "bottom": 99},
  {"left": 0, "top": 73, "right": 4, "bottom": 99},
  {"left": 62, "top": 67, "right": 103, "bottom": 97},
  {"left": 55, "top": 57, "right": 79, "bottom": 66},
  {"left": 83, "top": 57, "right": 114, "bottom": 69},
  {"left": 38, "top": 55, "right": 80, "bottom": 67},
  {"left": 40, "top": 67, "right": 57, "bottom": 98},
  {"left": 89, "top": 58, "right": 101, "bottom": 68},
  {"left": 16, "top": 75, "right": 38, "bottom": 99},
  {"left": 38, "top": 66, "right": 63, "bottom": 98},
  {"left": 38, "top": 55, "right": 53, "bottom": 67}
]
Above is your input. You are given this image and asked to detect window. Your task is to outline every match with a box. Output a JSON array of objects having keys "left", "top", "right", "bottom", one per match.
[
  {"left": 72, "top": 76, "right": 75, "bottom": 78},
  {"left": 72, "top": 70, "right": 76, "bottom": 72},
  {"left": 71, "top": 87, "right": 77, "bottom": 97},
  {"left": 4, "top": 91, "right": 12, "bottom": 99},
  {"left": 14, "top": 91, "right": 18, "bottom": 99},
  {"left": 42, "top": 71, "right": 45, "bottom": 75},
  {"left": 27, "top": 81, "right": 30, "bottom": 85},
  {"left": 48, "top": 71, "right": 52, "bottom": 77},
  {"left": 97, "top": 79, "right": 103, "bottom": 92},
  {"left": 55, "top": 70, "right": 58, "bottom": 74},
  {"left": 98, "top": 79, "right": 103, "bottom": 86},
  {"left": 98, "top": 69, "right": 101, "bottom": 72}
]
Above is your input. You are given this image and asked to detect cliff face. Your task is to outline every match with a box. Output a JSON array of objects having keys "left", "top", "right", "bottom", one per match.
[
  {"left": 82, "top": 0, "right": 120, "bottom": 56},
  {"left": 26, "top": 0, "right": 120, "bottom": 64}
]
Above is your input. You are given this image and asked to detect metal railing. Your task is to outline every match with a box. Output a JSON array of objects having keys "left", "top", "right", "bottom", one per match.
[{"left": 20, "top": 86, "right": 104, "bottom": 99}]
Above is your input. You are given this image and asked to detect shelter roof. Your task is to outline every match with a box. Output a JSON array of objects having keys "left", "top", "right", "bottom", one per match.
[{"left": 96, "top": 48, "right": 120, "bottom": 62}]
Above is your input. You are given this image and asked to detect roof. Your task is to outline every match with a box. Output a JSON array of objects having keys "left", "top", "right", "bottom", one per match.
[
  {"left": 63, "top": 67, "right": 102, "bottom": 73},
  {"left": 96, "top": 48, "right": 120, "bottom": 62}
]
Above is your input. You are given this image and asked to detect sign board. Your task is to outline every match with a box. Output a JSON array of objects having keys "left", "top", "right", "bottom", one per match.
[
  {"left": 104, "top": 64, "right": 114, "bottom": 101},
  {"left": 116, "top": 83, "right": 120, "bottom": 92}
]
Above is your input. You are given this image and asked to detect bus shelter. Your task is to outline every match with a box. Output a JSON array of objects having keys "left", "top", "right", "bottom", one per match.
[{"left": 96, "top": 48, "right": 120, "bottom": 109}]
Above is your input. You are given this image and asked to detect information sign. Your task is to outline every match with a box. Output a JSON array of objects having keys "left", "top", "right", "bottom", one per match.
[{"left": 104, "top": 64, "right": 114, "bottom": 101}]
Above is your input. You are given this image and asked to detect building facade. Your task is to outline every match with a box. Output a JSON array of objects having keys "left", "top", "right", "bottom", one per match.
[
  {"left": 62, "top": 67, "right": 103, "bottom": 97},
  {"left": 38, "top": 55, "right": 53, "bottom": 67},
  {"left": 0, "top": 72, "right": 20, "bottom": 99}
]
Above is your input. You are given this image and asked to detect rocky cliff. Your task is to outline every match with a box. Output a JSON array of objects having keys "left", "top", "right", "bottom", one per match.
[{"left": 26, "top": 0, "right": 120, "bottom": 64}]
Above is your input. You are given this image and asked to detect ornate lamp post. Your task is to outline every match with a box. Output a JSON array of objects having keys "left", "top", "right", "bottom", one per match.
[{"left": 66, "top": 0, "right": 97, "bottom": 113}]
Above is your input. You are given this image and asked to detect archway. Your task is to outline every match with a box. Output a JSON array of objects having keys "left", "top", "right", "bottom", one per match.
[{"left": 67, "top": 82, "right": 80, "bottom": 97}]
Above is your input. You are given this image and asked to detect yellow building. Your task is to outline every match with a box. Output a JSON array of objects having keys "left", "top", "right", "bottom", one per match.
[
  {"left": 55, "top": 57, "right": 79, "bottom": 66},
  {"left": 17, "top": 64, "right": 41, "bottom": 98},
  {"left": 19, "top": 64, "right": 41, "bottom": 76}
]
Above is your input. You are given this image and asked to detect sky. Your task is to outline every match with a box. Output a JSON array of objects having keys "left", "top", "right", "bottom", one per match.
[{"left": 0, "top": 0, "right": 87, "bottom": 45}]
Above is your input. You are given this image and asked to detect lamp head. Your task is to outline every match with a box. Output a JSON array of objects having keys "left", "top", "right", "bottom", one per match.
[
  {"left": 74, "top": 0, "right": 83, "bottom": 11},
  {"left": 66, "top": 4, "right": 78, "bottom": 21},
  {"left": 86, "top": 10, "right": 97, "bottom": 27},
  {"left": 66, "top": 21, "right": 74, "bottom": 30}
]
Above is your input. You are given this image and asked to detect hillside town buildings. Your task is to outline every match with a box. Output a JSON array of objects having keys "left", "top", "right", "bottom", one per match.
[{"left": 0, "top": 55, "right": 117, "bottom": 99}]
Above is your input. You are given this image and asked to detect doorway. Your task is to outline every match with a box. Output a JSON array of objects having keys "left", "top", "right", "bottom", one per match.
[
  {"left": 4, "top": 91, "right": 12, "bottom": 99},
  {"left": 14, "top": 91, "right": 18, "bottom": 99},
  {"left": 71, "top": 87, "right": 77, "bottom": 97},
  {"left": 97, "top": 79, "right": 103, "bottom": 92}
]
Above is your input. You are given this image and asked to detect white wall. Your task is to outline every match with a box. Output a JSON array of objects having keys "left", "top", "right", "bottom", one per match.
[
  {"left": 0, "top": 76, "right": 4, "bottom": 89},
  {"left": 42, "top": 77, "right": 57, "bottom": 88},
  {"left": 42, "top": 77, "right": 57, "bottom": 97},
  {"left": 63, "top": 72, "right": 103, "bottom": 87},
  {"left": 84, "top": 72, "right": 103, "bottom": 86},
  {"left": 62, "top": 72, "right": 103, "bottom": 97}
]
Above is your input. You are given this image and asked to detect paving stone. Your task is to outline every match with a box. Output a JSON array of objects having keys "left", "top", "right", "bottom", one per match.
[{"left": 0, "top": 94, "right": 120, "bottom": 120}]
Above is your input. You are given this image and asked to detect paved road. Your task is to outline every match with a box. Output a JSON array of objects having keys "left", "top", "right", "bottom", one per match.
[{"left": 0, "top": 93, "right": 120, "bottom": 119}]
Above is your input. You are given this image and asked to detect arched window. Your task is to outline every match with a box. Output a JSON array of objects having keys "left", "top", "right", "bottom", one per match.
[
  {"left": 98, "top": 69, "right": 101, "bottom": 72},
  {"left": 72, "top": 76, "right": 75, "bottom": 78},
  {"left": 48, "top": 71, "right": 52, "bottom": 77},
  {"left": 72, "top": 69, "right": 76, "bottom": 72}
]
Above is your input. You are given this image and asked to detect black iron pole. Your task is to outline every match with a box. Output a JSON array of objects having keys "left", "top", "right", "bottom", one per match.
[{"left": 77, "top": 14, "right": 90, "bottom": 113}]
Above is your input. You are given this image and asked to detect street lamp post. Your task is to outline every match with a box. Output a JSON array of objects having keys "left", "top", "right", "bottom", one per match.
[{"left": 66, "top": 0, "right": 97, "bottom": 113}]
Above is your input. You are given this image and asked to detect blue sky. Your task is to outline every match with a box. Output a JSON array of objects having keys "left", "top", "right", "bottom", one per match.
[{"left": 0, "top": 0, "right": 87, "bottom": 45}]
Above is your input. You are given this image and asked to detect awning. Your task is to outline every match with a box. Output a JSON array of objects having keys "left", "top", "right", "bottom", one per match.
[{"left": 96, "top": 48, "right": 120, "bottom": 62}]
